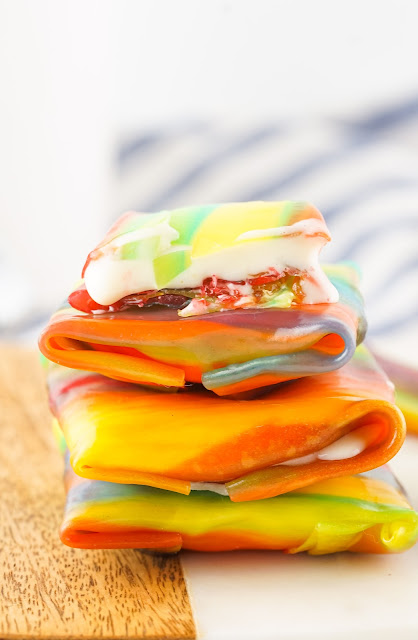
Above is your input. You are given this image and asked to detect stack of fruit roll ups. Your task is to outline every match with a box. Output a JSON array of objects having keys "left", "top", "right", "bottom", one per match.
[
  {"left": 40, "top": 200, "right": 417, "bottom": 555},
  {"left": 46, "top": 346, "right": 405, "bottom": 501},
  {"left": 61, "top": 461, "right": 418, "bottom": 554},
  {"left": 39, "top": 204, "right": 366, "bottom": 396}
]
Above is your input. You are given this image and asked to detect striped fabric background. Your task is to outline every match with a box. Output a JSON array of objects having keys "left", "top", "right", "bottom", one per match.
[
  {"left": 4, "top": 96, "right": 418, "bottom": 368},
  {"left": 114, "top": 97, "right": 418, "bottom": 365}
]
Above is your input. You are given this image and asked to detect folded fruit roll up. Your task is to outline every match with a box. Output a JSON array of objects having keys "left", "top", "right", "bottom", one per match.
[
  {"left": 39, "top": 264, "right": 365, "bottom": 396},
  {"left": 39, "top": 201, "right": 366, "bottom": 396},
  {"left": 61, "top": 463, "right": 418, "bottom": 554},
  {"left": 47, "top": 346, "right": 405, "bottom": 501}
]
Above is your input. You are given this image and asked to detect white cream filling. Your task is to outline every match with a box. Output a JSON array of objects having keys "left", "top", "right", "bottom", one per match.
[
  {"left": 85, "top": 219, "right": 338, "bottom": 306},
  {"left": 190, "top": 482, "right": 229, "bottom": 496},
  {"left": 189, "top": 429, "right": 372, "bottom": 494},
  {"left": 279, "top": 429, "right": 370, "bottom": 466}
]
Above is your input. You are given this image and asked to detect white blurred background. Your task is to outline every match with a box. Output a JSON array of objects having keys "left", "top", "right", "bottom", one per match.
[{"left": 1, "top": 0, "right": 418, "bottom": 352}]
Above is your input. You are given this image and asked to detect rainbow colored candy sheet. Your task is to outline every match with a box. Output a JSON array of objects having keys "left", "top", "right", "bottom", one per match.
[
  {"left": 373, "top": 353, "right": 418, "bottom": 435},
  {"left": 39, "top": 264, "right": 366, "bottom": 396},
  {"left": 47, "top": 346, "right": 406, "bottom": 502},
  {"left": 61, "top": 461, "right": 418, "bottom": 554}
]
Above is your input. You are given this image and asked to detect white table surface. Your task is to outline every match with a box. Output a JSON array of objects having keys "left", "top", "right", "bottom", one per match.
[{"left": 182, "top": 436, "right": 418, "bottom": 640}]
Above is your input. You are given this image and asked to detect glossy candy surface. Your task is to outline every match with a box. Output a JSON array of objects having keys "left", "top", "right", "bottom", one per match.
[
  {"left": 61, "top": 464, "right": 418, "bottom": 554},
  {"left": 39, "top": 265, "right": 366, "bottom": 395},
  {"left": 47, "top": 347, "right": 406, "bottom": 501}
]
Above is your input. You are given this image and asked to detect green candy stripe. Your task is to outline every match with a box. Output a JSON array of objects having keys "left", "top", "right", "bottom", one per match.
[{"left": 153, "top": 204, "right": 216, "bottom": 288}]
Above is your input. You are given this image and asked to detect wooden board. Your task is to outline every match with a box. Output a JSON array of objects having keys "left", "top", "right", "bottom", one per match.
[{"left": 0, "top": 346, "right": 196, "bottom": 640}]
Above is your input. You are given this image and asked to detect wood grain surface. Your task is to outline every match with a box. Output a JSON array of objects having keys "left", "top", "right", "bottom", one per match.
[{"left": 0, "top": 346, "right": 196, "bottom": 640}]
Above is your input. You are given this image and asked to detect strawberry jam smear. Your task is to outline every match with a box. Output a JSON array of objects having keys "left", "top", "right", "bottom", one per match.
[{"left": 68, "top": 269, "right": 305, "bottom": 315}]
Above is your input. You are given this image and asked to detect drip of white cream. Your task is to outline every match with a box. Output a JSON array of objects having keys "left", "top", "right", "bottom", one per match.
[
  {"left": 235, "top": 219, "right": 326, "bottom": 241},
  {"left": 103, "top": 222, "right": 179, "bottom": 250}
]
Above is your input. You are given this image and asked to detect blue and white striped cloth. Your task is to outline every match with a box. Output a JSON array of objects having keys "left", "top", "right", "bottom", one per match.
[
  {"left": 4, "top": 97, "right": 418, "bottom": 366},
  {"left": 115, "top": 97, "right": 418, "bottom": 365}
]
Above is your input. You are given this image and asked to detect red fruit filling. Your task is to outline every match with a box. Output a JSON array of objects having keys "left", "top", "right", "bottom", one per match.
[{"left": 69, "top": 269, "right": 305, "bottom": 315}]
